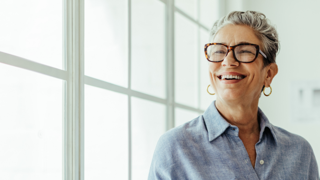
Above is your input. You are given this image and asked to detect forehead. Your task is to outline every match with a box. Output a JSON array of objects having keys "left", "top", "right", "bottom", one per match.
[{"left": 213, "top": 24, "right": 262, "bottom": 47}]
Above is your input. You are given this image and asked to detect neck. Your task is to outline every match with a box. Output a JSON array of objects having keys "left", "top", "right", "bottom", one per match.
[{"left": 215, "top": 98, "right": 260, "bottom": 137}]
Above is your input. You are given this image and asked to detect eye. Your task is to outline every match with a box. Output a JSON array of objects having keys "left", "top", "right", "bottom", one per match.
[
  {"left": 238, "top": 50, "right": 254, "bottom": 54},
  {"left": 235, "top": 45, "right": 257, "bottom": 55},
  {"left": 214, "top": 50, "right": 226, "bottom": 54}
]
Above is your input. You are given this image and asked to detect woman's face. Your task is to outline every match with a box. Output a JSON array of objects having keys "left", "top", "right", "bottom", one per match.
[{"left": 209, "top": 24, "right": 277, "bottom": 103}]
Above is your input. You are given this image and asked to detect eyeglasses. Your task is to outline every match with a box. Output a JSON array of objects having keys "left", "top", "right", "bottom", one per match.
[{"left": 204, "top": 43, "right": 267, "bottom": 63}]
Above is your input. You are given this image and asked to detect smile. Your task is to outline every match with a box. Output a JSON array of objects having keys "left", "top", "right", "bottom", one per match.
[{"left": 217, "top": 74, "right": 246, "bottom": 80}]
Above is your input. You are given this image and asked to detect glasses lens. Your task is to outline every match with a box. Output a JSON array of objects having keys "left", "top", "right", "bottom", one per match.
[
  {"left": 234, "top": 45, "right": 257, "bottom": 62},
  {"left": 207, "top": 45, "right": 227, "bottom": 61}
]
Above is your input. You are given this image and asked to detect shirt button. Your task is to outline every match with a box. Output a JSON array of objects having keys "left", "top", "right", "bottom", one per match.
[{"left": 260, "top": 160, "right": 264, "bottom": 165}]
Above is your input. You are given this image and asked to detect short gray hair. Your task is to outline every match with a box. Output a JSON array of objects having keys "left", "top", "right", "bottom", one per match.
[{"left": 210, "top": 11, "right": 279, "bottom": 67}]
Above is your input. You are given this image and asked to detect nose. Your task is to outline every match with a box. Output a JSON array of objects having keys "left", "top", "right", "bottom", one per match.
[{"left": 222, "top": 49, "right": 240, "bottom": 67}]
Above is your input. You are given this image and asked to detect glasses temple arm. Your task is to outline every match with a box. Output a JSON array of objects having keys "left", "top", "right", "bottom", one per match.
[{"left": 259, "top": 50, "right": 267, "bottom": 59}]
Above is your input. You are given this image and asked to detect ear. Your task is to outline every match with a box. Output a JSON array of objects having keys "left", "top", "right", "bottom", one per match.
[{"left": 264, "top": 63, "right": 278, "bottom": 87}]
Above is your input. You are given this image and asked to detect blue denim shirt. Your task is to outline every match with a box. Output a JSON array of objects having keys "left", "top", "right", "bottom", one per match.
[{"left": 148, "top": 101, "right": 319, "bottom": 180}]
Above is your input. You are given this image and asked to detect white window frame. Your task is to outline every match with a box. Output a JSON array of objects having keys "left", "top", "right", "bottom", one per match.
[{"left": 0, "top": 0, "right": 225, "bottom": 179}]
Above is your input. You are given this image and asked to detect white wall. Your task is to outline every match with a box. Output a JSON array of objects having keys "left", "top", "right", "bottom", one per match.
[{"left": 225, "top": 0, "right": 320, "bottom": 169}]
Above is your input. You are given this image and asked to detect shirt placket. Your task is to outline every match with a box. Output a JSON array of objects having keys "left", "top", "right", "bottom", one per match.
[
  {"left": 254, "top": 138, "right": 267, "bottom": 180},
  {"left": 228, "top": 128, "right": 260, "bottom": 180}
]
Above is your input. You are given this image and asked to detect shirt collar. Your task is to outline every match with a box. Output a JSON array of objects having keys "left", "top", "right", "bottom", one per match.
[
  {"left": 258, "top": 107, "right": 278, "bottom": 144},
  {"left": 202, "top": 101, "right": 278, "bottom": 144}
]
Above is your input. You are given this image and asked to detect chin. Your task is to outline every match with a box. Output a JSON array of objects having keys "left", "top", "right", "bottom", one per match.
[{"left": 218, "top": 90, "right": 244, "bottom": 101}]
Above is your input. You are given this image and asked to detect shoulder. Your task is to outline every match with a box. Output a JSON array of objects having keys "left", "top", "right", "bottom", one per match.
[
  {"left": 157, "top": 115, "right": 207, "bottom": 147},
  {"left": 151, "top": 115, "right": 207, "bottom": 163},
  {"left": 271, "top": 125, "right": 313, "bottom": 153},
  {"left": 271, "top": 125, "right": 319, "bottom": 178},
  {"left": 148, "top": 115, "right": 207, "bottom": 179}
]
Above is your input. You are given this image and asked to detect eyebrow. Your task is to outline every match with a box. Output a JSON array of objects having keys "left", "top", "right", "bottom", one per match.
[{"left": 237, "top": 41, "right": 252, "bottom": 44}]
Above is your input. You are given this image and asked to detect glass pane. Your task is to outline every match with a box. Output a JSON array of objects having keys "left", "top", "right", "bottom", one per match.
[
  {"left": 85, "top": 0, "right": 128, "bottom": 87},
  {"left": 0, "top": 63, "right": 63, "bottom": 179},
  {"left": 85, "top": 85, "right": 128, "bottom": 179},
  {"left": 132, "top": 97, "right": 166, "bottom": 180},
  {"left": 200, "top": 28, "right": 215, "bottom": 110},
  {"left": 199, "top": 0, "right": 220, "bottom": 29},
  {"left": 175, "top": 108, "right": 199, "bottom": 127},
  {"left": 131, "top": 0, "right": 166, "bottom": 98},
  {"left": 0, "top": 1, "right": 63, "bottom": 69},
  {"left": 175, "top": 0, "right": 197, "bottom": 19},
  {"left": 175, "top": 12, "right": 198, "bottom": 108}
]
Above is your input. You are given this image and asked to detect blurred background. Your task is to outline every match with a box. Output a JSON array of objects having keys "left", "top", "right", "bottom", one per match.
[{"left": 0, "top": 0, "right": 319, "bottom": 179}]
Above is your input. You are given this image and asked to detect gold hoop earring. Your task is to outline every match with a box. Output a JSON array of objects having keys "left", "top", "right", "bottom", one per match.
[
  {"left": 207, "top": 84, "right": 215, "bottom": 95},
  {"left": 263, "top": 86, "right": 272, "bottom": 96}
]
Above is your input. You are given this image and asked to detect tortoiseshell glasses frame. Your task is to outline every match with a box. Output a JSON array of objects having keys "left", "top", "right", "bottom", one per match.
[{"left": 204, "top": 43, "right": 268, "bottom": 63}]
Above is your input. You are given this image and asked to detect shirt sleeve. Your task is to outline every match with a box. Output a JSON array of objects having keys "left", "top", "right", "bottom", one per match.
[
  {"left": 308, "top": 148, "right": 319, "bottom": 180},
  {"left": 148, "top": 134, "right": 174, "bottom": 180}
]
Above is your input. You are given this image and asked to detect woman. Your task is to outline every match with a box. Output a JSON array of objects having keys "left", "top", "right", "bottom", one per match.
[{"left": 148, "top": 11, "right": 319, "bottom": 180}]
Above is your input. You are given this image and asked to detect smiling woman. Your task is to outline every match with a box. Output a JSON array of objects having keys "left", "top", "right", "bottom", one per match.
[
  {"left": 148, "top": 11, "right": 319, "bottom": 180},
  {"left": 208, "top": 24, "right": 278, "bottom": 103}
]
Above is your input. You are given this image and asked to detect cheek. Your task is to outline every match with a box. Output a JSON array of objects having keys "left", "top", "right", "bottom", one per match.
[
  {"left": 250, "top": 68, "right": 266, "bottom": 87},
  {"left": 245, "top": 62, "right": 264, "bottom": 80},
  {"left": 208, "top": 63, "right": 219, "bottom": 78}
]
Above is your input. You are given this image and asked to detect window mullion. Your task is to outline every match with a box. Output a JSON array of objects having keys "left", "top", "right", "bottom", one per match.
[
  {"left": 128, "top": 0, "right": 132, "bottom": 179},
  {"left": 197, "top": 0, "right": 201, "bottom": 111},
  {"left": 65, "top": 0, "right": 84, "bottom": 180},
  {"left": 64, "top": 0, "right": 73, "bottom": 179},
  {"left": 166, "top": 0, "right": 175, "bottom": 130}
]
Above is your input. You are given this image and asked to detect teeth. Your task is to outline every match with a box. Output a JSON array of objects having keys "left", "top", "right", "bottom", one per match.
[{"left": 221, "top": 75, "right": 244, "bottom": 80}]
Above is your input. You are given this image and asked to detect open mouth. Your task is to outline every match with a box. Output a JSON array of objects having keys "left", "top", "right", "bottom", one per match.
[{"left": 217, "top": 75, "right": 246, "bottom": 80}]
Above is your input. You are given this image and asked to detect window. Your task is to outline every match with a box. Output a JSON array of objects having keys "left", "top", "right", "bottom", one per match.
[
  {"left": 0, "top": 0, "right": 221, "bottom": 179},
  {"left": 0, "top": 0, "right": 64, "bottom": 179}
]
